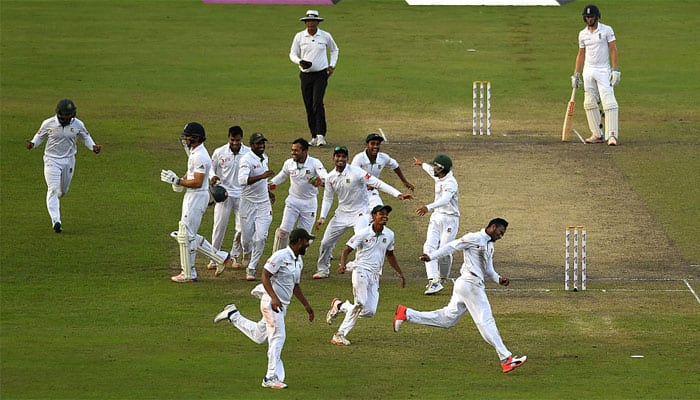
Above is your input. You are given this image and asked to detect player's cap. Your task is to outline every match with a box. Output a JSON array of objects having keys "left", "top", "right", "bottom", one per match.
[
  {"left": 300, "top": 10, "right": 324, "bottom": 21},
  {"left": 249, "top": 132, "right": 268, "bottom": 144},
  {"left": 371, "top": 204, "right": 393, "bottom": 215},
  {"left": 289, "top": 228, "right": 315, "bottom": 243},
  {"left": 365, "top": 133, "right": 384, "bottom": 143},
  {"left": 333, "top": 146, "right": 349, "bottom": 155}
]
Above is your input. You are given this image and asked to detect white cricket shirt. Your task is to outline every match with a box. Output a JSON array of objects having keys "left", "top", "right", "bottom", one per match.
[
  {"left": 238, "top": 151, "right": 270, "bottom": 204},
  {"left": 579, "top": 22, "right": 616, "bottom": 68},
  {"left": 430, "top": 228, "right": 500, "bottom": 284},
  {"left": 30, "top": 116, "right": 96, "bottom": 159},
  {"left": 264, "top": 247, "right": 303, "bottom": 305},
  {"left": 422, "top": 164, "right": 460, "bottom": 216},
  {"left": 320, "top": 164, "right": 401, "bottom": 218},
  {"left": 211, "top": 143, "right": 250, "bottom": 197},
  {"left": 346, "top": 224, "right": 395, "bottom": 276},
  {"left": 270, "top": 155, "right": 328, "bottom": 200},
  {"left": 186, "top": 144, "right": 211, "bottom": 193}
]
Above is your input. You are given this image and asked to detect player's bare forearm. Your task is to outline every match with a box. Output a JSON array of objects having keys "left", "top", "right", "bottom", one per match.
[
  {"left": 386, "top": 252, "right": 405, "bottom": 288},
  {"left": 338, "top": 246, "right": 353, "bottom": 274},
  {"left": 293, "top": 285, "right": 314, "bottom": 322}
]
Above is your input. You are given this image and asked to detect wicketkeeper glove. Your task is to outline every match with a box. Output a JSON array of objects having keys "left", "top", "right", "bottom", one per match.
[
  {"left": 210, "top": 184, "right": 228, "bottom": 203},
  {"left": 300, "top": 60, "right": 313, "bottom": 69},
  {"left": 571, "top": 72, "right": 581, "bottom": 89},
  {"left": 610, "top": 69, "right": 621, "bottom": 86},
  {"left": 161, "top": 169, "right": 180, "bottom": 185}
]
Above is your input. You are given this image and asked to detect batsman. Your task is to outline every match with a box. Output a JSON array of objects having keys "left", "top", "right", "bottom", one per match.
[{"left": 160, "top": 122, "right": 231, "bottom": 282}]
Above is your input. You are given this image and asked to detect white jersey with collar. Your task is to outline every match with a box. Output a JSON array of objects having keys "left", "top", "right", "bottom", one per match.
[
  {"left": 30, "top": 116, "right": 96, "bottom": 159},
  {"left": 421, "top": 163, "right": 460, "bottom": 216},
  {"left": 211, "top": 143, "right": 250, "bottom": 197},
  {"left": 289, "top": 28, "right": 339, "bottom": 72},
  {"left": 429, "top": 228, "right": 500, "bottom": 284},
  {"left": 238, "top": 151, "right": 270, "bottom": 204},
  {"left": 320, "top": 164, "right": 401, "bottom": 219},
  {"left": 263, "top": 247, "right": 303, "bottom": 305},
  {"left": 351, "top": 151, "right": 399, "bottom": 179},
  {"left": 579, "top": 22, "right": 616, "bottom": 69},
  {"left": 270, "top": 155, "right": 328, "bottom": 200},
  {"left": 346, "top": 224, "right": 395, "bottom": 276},
  {"left": 186, "top": 144, "right": 211, "bottom": 193}
]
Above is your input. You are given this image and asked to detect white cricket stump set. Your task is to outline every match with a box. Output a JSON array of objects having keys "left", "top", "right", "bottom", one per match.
[
  {"left": 472, "top": 81, "right": 491, "bottom": 136},
  {"left": 565, "top": 226, "right": 587, "bottom": 291}
]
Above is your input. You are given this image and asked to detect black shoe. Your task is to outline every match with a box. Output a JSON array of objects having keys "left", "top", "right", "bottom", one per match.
[{"left": 53, "top": 222, "right": 62, "bottom": 233}]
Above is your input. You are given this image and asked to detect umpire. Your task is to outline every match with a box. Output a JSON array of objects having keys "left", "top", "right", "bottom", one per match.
[{"left": 289, "top": 10, "right": 339, "bottom": 148}]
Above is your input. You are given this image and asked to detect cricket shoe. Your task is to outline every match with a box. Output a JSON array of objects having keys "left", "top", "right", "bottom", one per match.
[
  {"left": 171, "top": 272, "right": 197, "bottom": 283},
  {"left": 584, "top": 134, "right": 604, "bottom": 144},
  {"left": 501, "top": 355, "right": 528, "bottom": 373},
  {"left": 53, "top": 221, "right": 62, "bottom": 233},
  {"left": 231, "top": 255, "right": 242, "bottom": 269},
  {"left": 246, "top": 269, "right": 256, "bottom": 281},
  {"left": 207, "top": 261, "right": 217, "bottom": 270},
  {"left": 316, "top": 135, "right": 327, "bottom": 147},
  {"left": 215, "top": 253, "right": 232, "bottom": 277},
  {"left": 309, "top": 137, "right": 318, "bottom": 146},
  {"left": 424, "top": 279, "right": 444, "bottom": 295},
  {"left": 313, "top": 269, "right": 330, "bottom": 279},
  {"left": 393, "top": 304, "right": 407, "bottom": 332},
  {"left": 326, "top": 298, "right": 343, "bottom": 324},
  {"left": 331, "top": 332, "right": 351, "bottom": 346},
  {"left": 607, "top": 136, "right": 617, "bottom": 146},
  {"left": 261, "top": 376, "right": 288, "bottom": 389},
  {"left": 213, "top": 303, "right": 238, "bottom": 323}
]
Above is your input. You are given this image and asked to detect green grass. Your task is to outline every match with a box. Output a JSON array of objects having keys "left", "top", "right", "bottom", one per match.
[{"left": 1, "top": 0, "right": 699, "bottom": 399}]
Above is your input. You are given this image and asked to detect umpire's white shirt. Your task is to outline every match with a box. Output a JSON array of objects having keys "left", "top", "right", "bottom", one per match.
[
  {"left": 579, "top": 22, "right": 616, "bottom": 68},
  {"left": 30, "top": 116, "right": 95, "bottom": 159},
  {"left": 186, "top": 144, "right": 210, "bottom": 193},
  {"left": 346, "top": 225, "right": 395, "bottom": 276},
  {"left": 289, "top": 28, "right": 339, "bottom": 72},
  {"left": 238, "top": 151, "right": 270, "bottom": 203},
  {"left": 264, "top": 247, "right": 303, "bottom": 305},
  {"left": 430, "top": 229, "right": 500, "bottom": 284},
  {"left": 270, "top": 155, "right": 328, "bottom": 200},
  {"left": 320, "top": 164, "right": 401, "bottom": 219},
  {"left": 211, "top": 143, "right": 250, "bottom": 197}
]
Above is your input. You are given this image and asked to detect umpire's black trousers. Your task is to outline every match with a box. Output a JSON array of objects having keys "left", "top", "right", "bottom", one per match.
[{"left": 300, "top": 70, "right": 329, "bottom": 138}]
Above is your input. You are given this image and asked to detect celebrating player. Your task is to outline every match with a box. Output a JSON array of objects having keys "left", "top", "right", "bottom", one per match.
[
  {"left": 25, "top": 99, "right": 102, "bottom": 233},
  {"left": 393, "top": 218, "right": 528, "bottom": 373},
  {"left": 325, "top": 204, "right": 406, "bottom": 346}
]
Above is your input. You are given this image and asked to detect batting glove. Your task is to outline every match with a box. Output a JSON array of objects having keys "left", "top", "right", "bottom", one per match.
[
  {"left": 610, "top": 69, "right": 621, "bottom": 86},
  {"left": 571, "top": 72, "right": 581, "bottom": 89},
  {"left": 161, "top": 169, "right": 180, "bottom": 185}
]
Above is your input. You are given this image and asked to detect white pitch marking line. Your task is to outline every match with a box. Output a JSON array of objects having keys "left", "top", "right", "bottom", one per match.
[
  {"left": 378, "top": 128, "right": 387, "bottom": 142},
  {"left": 573, "top": 129, "right": 586, "bottom": 144},
  {"left": 683, "top": 279, "right": 700, "bottom": 305}
]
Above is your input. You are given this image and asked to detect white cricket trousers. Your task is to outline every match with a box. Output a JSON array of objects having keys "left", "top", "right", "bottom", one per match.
[
  {"left": 317, "top": 210, "right": 370, "bottom": 273},
  {"left": 423, "top": 213, "right": 459, "bottom": 280},
  {"left": 211, "top": 195, "right": 242, "bottom": 257},
  {"left": 180, "top": 190, "right": 208, "bottom": 274},
  {"left": 279, "top": 195, "right": 317, "bottom": 234},
  {"left": 231, "top": 295, "right": 287, "bottom": 381},
  {"left": 239, "top": 198, "right": 272, "bottom": 272},
  {"left": 337, "top": 268, "right": 380, "bottom": 336},
  {"left": 405, "top": 275, "right": 512, "bottom": 361},
  {"left": 43, "top": 155, "right": 75, "bottom": 225}
]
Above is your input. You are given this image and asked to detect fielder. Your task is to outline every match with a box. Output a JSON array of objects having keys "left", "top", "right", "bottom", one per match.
[
  {"left": 414, "top": 155, "right": 460, "bottom": 295},
  {"left": 325, "top": 205, "right": 406, "bottom": 346},
  {"left": 207, "top": 126, "right": 250, "bottom": 275},
  {"left": 571, "top": 4, "right": 621, "bottom": 146},
  {"left": 238, "top": 132, "right": 275, "bottom": 281},
  {"left": 268, "top": 138, "right": 328, "bottom": 253},
  {"left": 214, "top": 228, "right": 315, "bottom": 390},
  {"left": 312, "top": 146, "right": 413, "bottom": 279},
  {"left": 351, "top": 133, "right": 415, "bottom": 210},
  {"left": 393, "top": 218, "right": 528, "bottom": 374},
  {"left": 160, "top": 122, "right": 231, "bottom": 283},
  {"left": 25, "top": 99, "right": 102, "bottom": 233}
]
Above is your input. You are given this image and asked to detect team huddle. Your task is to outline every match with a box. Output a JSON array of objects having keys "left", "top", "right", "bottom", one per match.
[{"left": 24, "top": 4, "right": 625, "bottom": 391}]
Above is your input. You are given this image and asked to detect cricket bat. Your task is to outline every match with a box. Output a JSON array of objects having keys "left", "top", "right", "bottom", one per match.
[{"left": 561, "top": 87, "right": 577, "bottom": 141}]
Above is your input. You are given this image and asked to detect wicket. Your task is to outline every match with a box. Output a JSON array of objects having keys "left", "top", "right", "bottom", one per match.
[
  {"left": 472, "top": 81, "right": 491, "bottom": 136},
  {"left": 565, "top": 226, "right": 587, "bottom": 291}
]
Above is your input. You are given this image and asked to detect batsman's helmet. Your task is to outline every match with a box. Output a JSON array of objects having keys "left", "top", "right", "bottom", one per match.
[
  {"left": 582, "top": 4, "right": 601, "bottom": 22},
  {"left": 182, "top": 122, "right": 206, "bottom": 145},
  {"left": 55, "top": 99, "right": 77, "bottom": 126},
  {"left": 432, "top": 154, "right": 452, "bottom": 175}
]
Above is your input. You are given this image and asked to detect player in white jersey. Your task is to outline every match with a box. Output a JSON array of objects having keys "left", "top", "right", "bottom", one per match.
[
  {"left": 160, "top": 122, "right": 231, "bottom": 283},
  {"left": 393, "top": 218, "right": 528, "bottom": 374},
  {"left": 325, "top": 205, "right": 406, "bottom": 346},
  {"left": 312, "top": 146, "right": 413, "bottom": 279},
  {"left": 571, "top": 4, "right": 621, "bottom": 146},
  {"left": 269, "top": 138, "right": 328, "bottom": 252},
  {"left": 206, "top": 126, "right": 250, "bottom": 275},
  {"left": 414, "top": 154, "right": 460, "bottom": 295},
  {"left": 214, "top": 228, "right": 315, "bottom": 390},
  {"left": 351, "top": 133, "right": 415, "bottom": 210},
  {"left": 25, "top": 99, "right": 102, "bottom": 233},
  {"left": 238, "top": 133, "right": 275, "bottom": 281}
]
